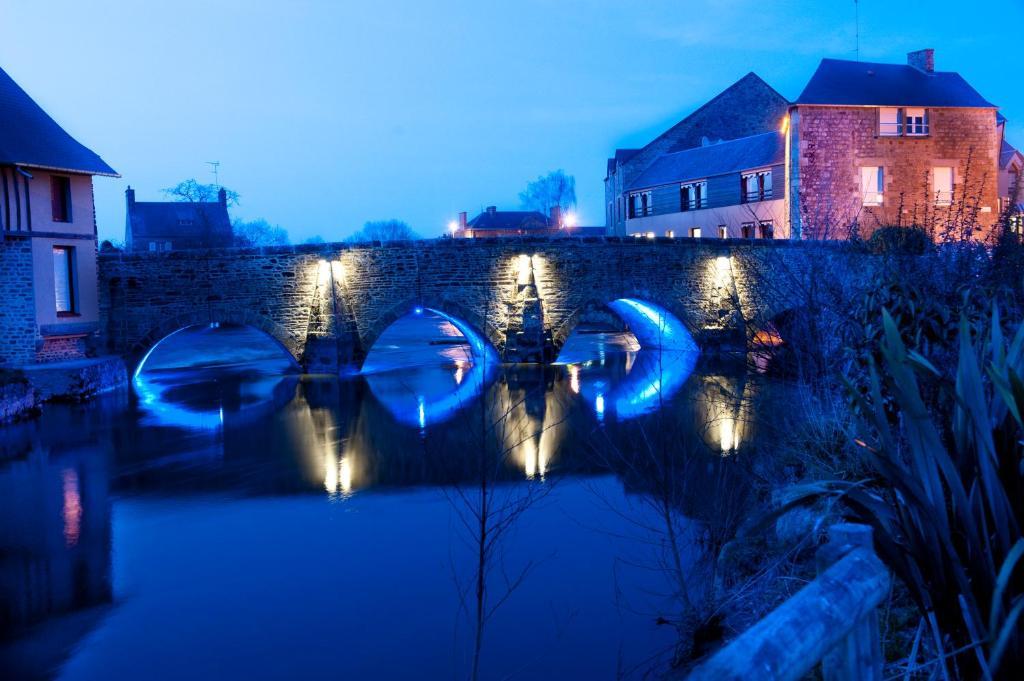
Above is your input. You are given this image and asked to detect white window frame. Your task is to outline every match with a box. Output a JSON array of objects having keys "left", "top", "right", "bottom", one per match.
[
  {"left": 861, "top": 166, "right": 884, "bottom": 206},
  {"left": 718, "top": 225, "right": 728, "bottom": 239},
  {"left": 905, "top": 108, "right": 928, "bottom": 136},
  {"left": 879, "top": 107, "right": 901, "bottom": 136},
  {"left": 878, "top": 107, "right": 929, "bottom": 137},
  {"left": 690, "top": 227, "right": 702, "bottom": 238}
]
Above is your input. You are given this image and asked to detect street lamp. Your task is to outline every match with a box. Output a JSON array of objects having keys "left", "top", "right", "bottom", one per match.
[{"left": 562, "top": 211, "right": 578, "bottom": 229}]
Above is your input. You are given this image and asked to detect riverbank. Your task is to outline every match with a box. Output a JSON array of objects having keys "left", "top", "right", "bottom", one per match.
[{"left": 0, "top": 356, "right": 128, "bottom": 424}]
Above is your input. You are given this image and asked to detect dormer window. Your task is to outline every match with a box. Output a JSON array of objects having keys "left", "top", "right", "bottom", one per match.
[
  {"left": 680, "top": 181, "right": 707, "bottom": 211},
  {"left": 741, "top": 170, "right": 772, "bottom": 203},
  {"left": 628, "top": 191, "right": 652, "bottom": 218},
  {"left": 879, "top": 107, "right": 929, "bottom": 136}
]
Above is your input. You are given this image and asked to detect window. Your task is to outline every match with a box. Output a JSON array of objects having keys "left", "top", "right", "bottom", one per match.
[
  {"left": 758, "top": 220, "right": 774, "bottom": 239},
  {"left": 164, "top": 241, "right": 173, "bottom": 251},
  {"left": 178, "top": 218, "right": 194, "bottom": 226},
  {"left": 1010, "top": 214, "right": 1023, "bottom": 236},
  {"left": 905, "top": 108, "right": 928, "bottom": 136},
  {"left": 878, "top": 107, "right": 929, "bottom": 137},
  {"left": 741, "top": 171, "right": 772, "bottom": 203},
  {"left": 149, "top": 242, "right": 158, "bottom": 251},
  {"left": 879, "top": 107, "right": 901, "bottom": 136},
  {"left": 680, "top": 181, "right": 707, "bottom": 211},
  {"left": 690, "top": 227, "right": 702, "bottom": 238},
  {"left": 52, "top": 246, "right": 76, "bottom": 315},
  {"left": 629, "top": 191, "right": 652, "bottom": 218},
  {"left": 860, "top": 166, "right": 884, "bottom": 206},
  {"left": 50, "top": 176, "right": 72, "bottom": 223},
  {"left": 741, "top": 222, "right": 755, "bottom": 238},
  {"left": 718, "top": 225, "right": 728, "bottom": 238},
  {"left": 665, "top": 230, "right": 675, "bottom": 238},
  {"left": 933, "top": 166, "right": 953, "bottom": 206}
]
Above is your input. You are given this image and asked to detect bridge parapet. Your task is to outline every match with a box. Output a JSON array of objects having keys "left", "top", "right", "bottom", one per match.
[{"left": 98, "top": 238, "right": 873, "bottom": 372}]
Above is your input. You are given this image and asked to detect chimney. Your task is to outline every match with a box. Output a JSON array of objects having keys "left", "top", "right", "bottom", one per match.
[
  {"left": 125, "top": 186, "right": 135, "bottom": 208},
  {"left": 458, "top": 211, "right": 467, "bottom": 230},
  {"left": 549, "top": 205, "right": 562, "bottom": 227},
  {"left": 486, "top": 205, "right": 496, "bottom": 215},
  {"left": 907, "top": 49, "right": 934, "bottom": 73},
  {"left": 218, "top": 187, "right": 227, "bottom": 206}
]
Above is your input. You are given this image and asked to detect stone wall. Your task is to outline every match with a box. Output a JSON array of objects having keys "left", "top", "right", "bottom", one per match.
[
  {"left": 794, "top": 106, "right": 1001, "bottom": 239},
  {"left": 0, "top": 238, "right": 38, "bottom": 366},
  {"left": 98, "top": 238, "right": 874, "bottom": 372}
]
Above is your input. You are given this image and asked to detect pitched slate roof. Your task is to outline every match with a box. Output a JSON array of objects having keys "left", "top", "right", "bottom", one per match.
[
  {"left": 795, "top": 58, "right": 995, "bottom": 108},
  {"left": 606, "top": 148, "right": 640, "bottom": 176},
  {"left": 128, "top": 201, "right": 232, "bottom": 240},
  {"left": 627, "top": 131, "right": 784, "bottom": 191},
  {"left": 1001, "top": 139, "right": 1021, "bottom": 169},
  {"left": 466, "top": 209, "right": 550, "bottom": 231},
  {"left": 0, "top": 66, "right": 117, "bottom": 175}
]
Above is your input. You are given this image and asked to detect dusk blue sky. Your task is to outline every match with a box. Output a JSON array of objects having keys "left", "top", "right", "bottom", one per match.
[{"left": 3, "top": 0, "right": 1022, "bottom": 243}]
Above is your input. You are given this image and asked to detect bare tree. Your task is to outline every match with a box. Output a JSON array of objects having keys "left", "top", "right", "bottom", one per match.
[
  {"left": 162, "top": 178, "right": 239, "bottom": 206},
  {"left": 232, "top": 218, "right": 290, "bottom": 247},
  {"left": 519, "top": 170, "right": 577, "bottom": 215},
  {"left": 347, "top": 219, "right": 418, "bottom": 243}
]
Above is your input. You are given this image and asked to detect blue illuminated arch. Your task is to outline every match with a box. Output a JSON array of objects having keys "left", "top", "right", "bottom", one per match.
[
  {"left": 361, "top": 306, "right": 499, "bottom": 428},
  {"left": 606, "top": 298, "right": 698, "bottom": 352}
]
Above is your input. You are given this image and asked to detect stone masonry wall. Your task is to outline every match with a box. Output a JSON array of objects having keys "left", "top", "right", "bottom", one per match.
[
  {"left": 796, "top": 106, "right": 1000, "bottom": 239},
  {"left": 98, "top": 238, "right": 875, "bottom": 371},
  {"left": 0, "top": 238, "right": 38, "bottom": 366}
]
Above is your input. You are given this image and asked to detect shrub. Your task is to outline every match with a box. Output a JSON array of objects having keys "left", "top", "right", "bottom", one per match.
[{"left": 867, "top": 225, "right": 930, "bottom": 255}]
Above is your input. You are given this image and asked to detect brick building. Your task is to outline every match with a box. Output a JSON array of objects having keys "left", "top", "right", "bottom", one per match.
[
  {"left": 0, "top": 65, "right": 117, "bottom": 365},
  {"left": 789, "top": 49, "right": 1002, "bottom": 240},
  {"left": 606, "top": 50, "right": 1014, "bottom": 242}
]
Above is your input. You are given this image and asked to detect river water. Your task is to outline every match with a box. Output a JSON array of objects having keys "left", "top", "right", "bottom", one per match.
[{"left": 1, "top": 315, "right": 766, "bottom": 680}]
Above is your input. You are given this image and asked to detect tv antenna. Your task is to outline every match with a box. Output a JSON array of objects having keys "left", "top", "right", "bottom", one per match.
[
  {"left": 854, "top": 0, "right": 860, "bottom": 61},
  {"left": 206, "top": 161, "right": 221, "bottom": 188}
]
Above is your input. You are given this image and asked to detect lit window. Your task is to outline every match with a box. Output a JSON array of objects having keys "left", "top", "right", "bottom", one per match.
[
  {"left": 646, "top": 231, "right": 655, "bottom": 239},
  {"left": 933, "top": 167, "right": 953, "bottom": 206},
  {"left": 905, "top": 108, "right": 928, "bottom": 136},
  {"left": 52, "top": 246, "right": 76, "bottom": 314},
  {"left": 718, "top": 225, "right": 728, "bottom": 238},
  {"left": 50, "top": 176, "right": 72, "bottom": 223},
  {"left": 1010, "top": 214, "right": 1023, "bottom": 235},
  {"left": 665, "top": 230, "right": 675, "bottom": 238},
  {"left": 165, "top": 241, "right": 173, "bottom": 251},
  {"left": 741, "top": 171, "right": 772, "bottom": 203},
  {"left": 741, "top": 222, "right": 755, "bottom": 238},
  {"left": 879, "top": 107, "right": 901, "bottom": 136},
  {"left": 690, "top": 227, "right": 702, "bottom": 238},
  {"left": 149, "top": 242, "right": 157, "bottom": 251},
  {"left": 680, "top": 180, "right": 707, "bottom": 211},
  {"left": 758, "top": 220, "right": 774, "bottom": 238},
  {"left": 861, "top": 166, "right": 884, "bottom": 206}
]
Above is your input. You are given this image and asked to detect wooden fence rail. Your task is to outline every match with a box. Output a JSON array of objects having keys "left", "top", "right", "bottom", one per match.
[{"left": 685, "top": 523, "right": 890, "bottom": 681}]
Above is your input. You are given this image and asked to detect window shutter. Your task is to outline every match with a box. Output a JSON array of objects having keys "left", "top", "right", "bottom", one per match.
[
  {"left": 924, "top": 109, "right": 930, "bottom": 134},
  {"left": 897, "top": 108, "right": 904, "bottom": 135}
]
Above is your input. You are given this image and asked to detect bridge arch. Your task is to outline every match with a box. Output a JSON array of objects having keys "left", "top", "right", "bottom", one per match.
[
  {"left": 358, "top": 296, "right": 503, "bottom": 370},
  {"left": 552, "top": 295, "right": 698, "bottom": 356},
  {"left": 128, "top": 309, "right": 303, "bottom": 376}
]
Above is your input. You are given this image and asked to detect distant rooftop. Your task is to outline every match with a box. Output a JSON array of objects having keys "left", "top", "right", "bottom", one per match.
[
  {"left": 626, "top": 131, "right": 784, "bottom": 191},
  {"left": 795, "top": 57, "right": 995, "bottom": 108},
  {"left": 467, "top": 208, "right": 549, "bottom": 231},
  {"left": 0, "top": 66, "right": 117, "bottom": 175}
]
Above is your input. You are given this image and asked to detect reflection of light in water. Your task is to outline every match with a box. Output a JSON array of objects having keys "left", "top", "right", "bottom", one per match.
[
  {"left": 454, "top": 359, "right": 466, "bottom": 385},
  {"left": 417, "top": 396, "right": 426, "bottom": 429},
  {"left": 324, "top": 449, "right": 337, "bottom": 493},
  {"left": 339, "top": 457, "right": 353, "bottom": 493},
  {"left": 569, "top": 365, "right": 580, "bottom": 394},
  {"left": 62, "top": 469, "right": 81, "bottom": 547},
  {"left": 624, "top": 351, "right": 636, "bottom": 374},
  {"left": 595, "top": 393, "right": 605, "bottom": 421},
  {"left": 524, "top": 439, "right": 537, "bottom": 479},
  {"left": 720, "top": 417, "right": 738, "bottom": 453}
]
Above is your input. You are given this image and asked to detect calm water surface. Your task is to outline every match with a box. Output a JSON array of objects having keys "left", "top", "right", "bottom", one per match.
[{"left": 1, "top": 316, "right": 764, "bottom": 680}]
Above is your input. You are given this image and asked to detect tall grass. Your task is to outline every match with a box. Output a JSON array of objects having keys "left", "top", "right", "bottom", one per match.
[{"left": 779, "top": 305, "right": 1023, "bottom": 678}]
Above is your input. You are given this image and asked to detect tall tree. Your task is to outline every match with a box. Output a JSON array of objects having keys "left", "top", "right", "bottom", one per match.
[
  {"left": 518, "top": 170, "right": 576, "bottom": 215},
  {"left": 348, "top": 219, "right": 418, "bottom": 242},
  {"left": 162, "top": 179, "right": 240, "bottom": 206}
]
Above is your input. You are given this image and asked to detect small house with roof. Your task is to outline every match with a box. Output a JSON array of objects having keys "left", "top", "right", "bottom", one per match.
[
  {"left": 450, "top": 205, "right": 604, "bottom": 238},
  {"left": 789, "top": 49, "right": 1001, "bottom": 239},
  {"left": 124, "top": 186, "right": 233, "bottom": 252},
  {"left": 0, "top": 65, "right": 117, "bottom": 364}
]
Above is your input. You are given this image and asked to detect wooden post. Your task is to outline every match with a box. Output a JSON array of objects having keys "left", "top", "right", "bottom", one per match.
[
  {"left": 685, "top": 523, "right": 889, "bottom": 681},
  {"left": 818, "top": 523, "right": 886, "bottom": 681}
]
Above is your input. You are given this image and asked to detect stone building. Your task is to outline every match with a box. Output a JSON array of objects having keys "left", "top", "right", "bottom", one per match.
[
  {"left": 451, "top": 206, "right": 604, "bottom": 238},
  {"left": 789, "top": 49, "right": 1002, "bottom": 240},
  {"left": 124, "top": 186, "right": 233, "bottom": 252},
  {"left": 604, "top": 72, "right": 790, "bottom": 236},
  {"left": 0, "top": 65, "right": 117, "bottom": 365}
]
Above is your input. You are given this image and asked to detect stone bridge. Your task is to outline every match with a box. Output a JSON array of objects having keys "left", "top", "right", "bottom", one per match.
[{"left": 97, "top": 237, "right": 870, "bottom": 372}]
